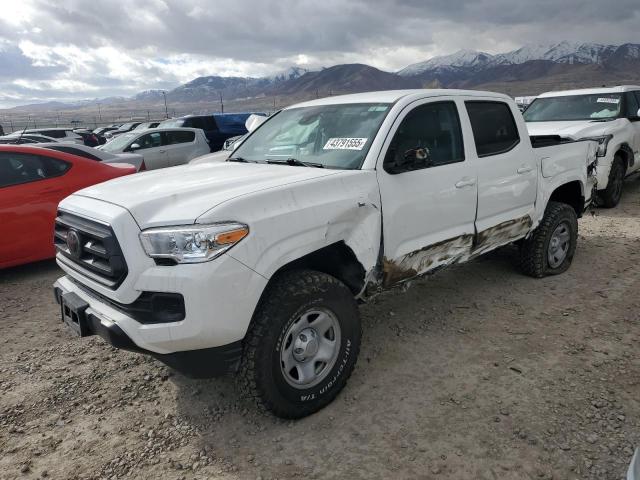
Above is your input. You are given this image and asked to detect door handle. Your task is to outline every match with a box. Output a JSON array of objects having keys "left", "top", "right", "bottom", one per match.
[
  {"left": 158, "top": 150, "right": 166, "bottom": 153},
  {"left": 455, "top": 178, "right": 476, "bottom": 188},
  {"left": 517, "top": 166, "right": 533, "bottom": 174}
]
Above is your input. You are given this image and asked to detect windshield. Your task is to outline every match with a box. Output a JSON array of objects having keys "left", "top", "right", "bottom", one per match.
[
  {"left": 233, "top": 103, "right": 390, "bottom": 169},
  {"left": 101, "top": 133, "right": 136, "bottom": 152},
  {"left": 524, "top": 93, "right": 623, "bottom": 122}
]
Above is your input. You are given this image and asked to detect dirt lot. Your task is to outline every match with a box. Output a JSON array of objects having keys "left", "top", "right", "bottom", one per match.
[{"left": 1, "top": 181, "right": 639, "bottom": 480}]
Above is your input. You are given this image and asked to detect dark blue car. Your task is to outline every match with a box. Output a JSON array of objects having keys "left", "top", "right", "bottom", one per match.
[{"left": 160, "top": 113, "right": 265, "bottom": 152}]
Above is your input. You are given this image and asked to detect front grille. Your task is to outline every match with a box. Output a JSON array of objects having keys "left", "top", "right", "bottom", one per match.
[{"left": 54, "top": 210, "right": 128, "bottom": 289}]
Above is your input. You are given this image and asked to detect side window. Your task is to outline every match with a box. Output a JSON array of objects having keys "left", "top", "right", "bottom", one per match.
[
  {"left": 44, "top": 130, "right": 65, "bottom": 139},
  {"left": 188, "top": 118, "right": 204, "bottom": 129},
  {"left": 628, "top": 92, "right": 640, "bottom": 116},
  {"left": 383, "top": 101, "right": 464, "bottom": 174},
  {"left": 135, "top": 132, "right": 163, "bottom": 150},
  {"left": 203, "top": 117, "right": 218, "bottom": 131},
  {"left": 0, "top": 152, "right": 70, "bottom": 188},
  {"left": 166, "top": 131, "right": 195, "bottom": 144},
  {"left": 465, "top": 101, "right": 520, "bottom": 157}
]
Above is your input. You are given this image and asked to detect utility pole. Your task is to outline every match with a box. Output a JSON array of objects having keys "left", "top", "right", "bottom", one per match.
[
  {"left": 219, "top": 92, "right": 224, "bottom": 114},
  {"left": 162, "top": 91, "right": 169, "bottom": 119},
  {"left": 97, "top": 102, "right": 102, "bottom": 121}
]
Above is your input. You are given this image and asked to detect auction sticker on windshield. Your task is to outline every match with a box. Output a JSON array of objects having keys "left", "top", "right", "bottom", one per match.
[
  {"left": 324, "top": 138, "right": 368, "bottom": 150},
  {"left": 597, "top": 97, "right": 620, "bottom": 104}
]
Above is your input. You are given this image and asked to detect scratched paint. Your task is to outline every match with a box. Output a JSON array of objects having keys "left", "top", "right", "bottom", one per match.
[
  {"left": 382, "top": 234, "right": 474, "bottom": 286},
  {"left": 471, "top": 215, "right": 533, "bottom": 258}
]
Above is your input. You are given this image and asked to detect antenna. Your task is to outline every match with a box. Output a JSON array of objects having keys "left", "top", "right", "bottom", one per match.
[{"left": 16, "top": 117, "right": 30, "bottom": 144}]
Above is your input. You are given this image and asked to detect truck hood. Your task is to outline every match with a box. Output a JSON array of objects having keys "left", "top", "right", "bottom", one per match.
[
  {"left": 73, "top": 162, "right": 345, "bottom": 228},
  {"left": 526, "top": 119, "right": 623, "bottom": 139}
]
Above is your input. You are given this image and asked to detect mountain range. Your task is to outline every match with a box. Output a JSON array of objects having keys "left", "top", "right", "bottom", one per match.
[{"left": 7, "top": 41, "right": 640, "bottom": 114}]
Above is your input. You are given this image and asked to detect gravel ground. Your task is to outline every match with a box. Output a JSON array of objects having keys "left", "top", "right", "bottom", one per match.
[{"left": 1, "top": 179, "right": 639, "bottom": 480}]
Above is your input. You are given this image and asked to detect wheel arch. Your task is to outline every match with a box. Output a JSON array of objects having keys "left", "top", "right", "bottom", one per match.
[
  {"left": 616, "top": 143, "right": 634, "bottom": 169},
  {"left": 548, "top": 180, "right": 584, "bottom": 218}
]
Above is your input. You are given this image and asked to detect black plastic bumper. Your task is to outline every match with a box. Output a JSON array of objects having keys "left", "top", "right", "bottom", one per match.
[{"left": 54, "top": 286, "right": 242, "bottom": 378}]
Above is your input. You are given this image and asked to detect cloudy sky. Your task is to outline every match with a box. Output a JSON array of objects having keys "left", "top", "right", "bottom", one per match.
[{"left": 0, "top": 0, "right": 639, "bottom": 107}]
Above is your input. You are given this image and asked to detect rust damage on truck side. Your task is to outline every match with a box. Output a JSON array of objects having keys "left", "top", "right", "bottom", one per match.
[
  {"left": 376, "top": 215, "right": 533, "bottom": 289},
  {"left": 471, "top": 215, "right": 532, "bottom": 257},
  {"left": 381, "top": 234, "right": 474, "bottom": 286}
]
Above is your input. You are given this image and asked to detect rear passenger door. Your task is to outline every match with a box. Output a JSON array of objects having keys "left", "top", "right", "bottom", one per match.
[
  {"left": 130, "top": 131, "right": 168, "bottom": 169},
  {"left": 377, "top": 99, "right": 477, "bottom": 285},
  {"left": 464, "top": 100, "right": 537, "bottom": 250},
  {"left": 164, "top": 130, "right": 197, "bottom": 166}
]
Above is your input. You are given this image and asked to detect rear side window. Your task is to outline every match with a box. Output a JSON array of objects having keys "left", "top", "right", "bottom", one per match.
[
  {"left": 465, "top": 101, "right": 520, "bottom": 157},
  {"left": 202, "top": 116, "right": 218, "bottom": 131},
  {"left": 42, "top": 130, "right": 66, "bottom": 139},
  {"left": 0, "top": 152, "right": 70, "bottom": 188},
  {"left": 166, "top": 131, "right": 195, "bottom": 144},
  {"left": 627, "top": 92, "right": 640, "bottom": 116}
]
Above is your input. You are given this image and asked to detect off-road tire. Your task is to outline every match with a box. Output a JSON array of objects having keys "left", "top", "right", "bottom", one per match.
[
  {"left": 598, "top": 156, "right": 625, "bottom": 208},
  {"left": 238, "top": 269, "right": 361, "bottom": 419},
  {"left": 519, "top": 201, "right": 578, "bottom": 278}
]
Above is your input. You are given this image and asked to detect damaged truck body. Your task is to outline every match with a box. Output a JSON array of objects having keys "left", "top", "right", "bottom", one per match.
[{"left": 53, "top": 89, "right": 598, "bottom": 418}]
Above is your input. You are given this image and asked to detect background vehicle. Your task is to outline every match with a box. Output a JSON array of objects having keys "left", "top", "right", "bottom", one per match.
[
  {"left": 98, "top": 127, "right": 209, "bottom": 169},
  {"left": 0, "top": 133, "right": 59, "bottom": 144},
  {"left": 0, "top": 145, "right": 135, "bottom": 269},
  {"left": 53, "top": 90, "right": 596, "bottom": 419},
  {"left": 73, "top": 129, "right": 101, "bottom": 147},
  {"left": 525, "top": 85, "right": 640, "bottom": 207},
  {"left": 160, "top": 113, "right": 263, "bottom": 151},
  {"left": 104, "top": 122, "right": 142, "bottom": 140},
  {"left": 132, "top": 122, "right": 160, "bottom": 132},
  {"left": 18, "top": 128, "right": 83, "bottom": 144},
  {"left": 37, "top": 143, "right": 145, "bottom": 171},
  {"left": 93, "top": 125, "right": 121, "bottom": 136}
]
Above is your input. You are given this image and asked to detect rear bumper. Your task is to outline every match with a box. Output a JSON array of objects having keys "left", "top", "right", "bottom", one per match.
[{"left": 53, "top": 284, "right": 243, "bottom": 377}]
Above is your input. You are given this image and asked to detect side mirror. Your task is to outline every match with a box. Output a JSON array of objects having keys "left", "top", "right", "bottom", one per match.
[{"left": 129, "top": 143, "right": 141, "bottom": 150}]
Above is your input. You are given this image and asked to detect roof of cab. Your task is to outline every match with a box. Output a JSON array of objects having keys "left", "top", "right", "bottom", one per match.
[
  {"left": 538, "top": 85, "right": 640, "bottom": 98},
  {"left": 287, "top": 89, "right": 511, "bottom": 109}
]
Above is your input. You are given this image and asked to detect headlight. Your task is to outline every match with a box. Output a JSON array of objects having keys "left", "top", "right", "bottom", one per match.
[
  {"left": 579, "top": 135, "right": 613, "bottom": 157},
  {"left": 139, "top": 223, "right": 249, "bottom": 264}
]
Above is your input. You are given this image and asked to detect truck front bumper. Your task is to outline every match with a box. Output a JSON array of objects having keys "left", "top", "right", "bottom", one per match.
[{"left": 53, "top": 280, "right": 243, "bottom": 378}]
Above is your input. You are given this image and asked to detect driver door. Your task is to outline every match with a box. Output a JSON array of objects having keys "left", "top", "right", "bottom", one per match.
[
  {"left": 376, "top": 98, "right": 478, "bottom": 286},
  {"left": 131, "top": 132, "right": 168, "bottom": 169}
]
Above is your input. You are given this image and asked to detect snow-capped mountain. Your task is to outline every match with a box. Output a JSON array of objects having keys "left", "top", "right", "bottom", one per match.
[
  {"left": 266, "top": 66, "right": 311, "bottom": 83},
  {"left": 399, "top": 42, "right": 640, "bottom": 77}
]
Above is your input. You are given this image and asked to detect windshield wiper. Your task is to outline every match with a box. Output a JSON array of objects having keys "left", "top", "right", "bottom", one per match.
[
  {"left": 266, "top": 158, "right": 324, "bottom": 168},
  {"left": 227, "top": 157, "right": 256, "bottom": 163}
]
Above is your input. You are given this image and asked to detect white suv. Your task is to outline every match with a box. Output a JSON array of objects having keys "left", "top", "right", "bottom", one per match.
[
  {"left": 99, "top": 128, "right": 210, "bottom": 170},
  {"left": 525, "top": 85, "right": 640, "bottom": 207}
]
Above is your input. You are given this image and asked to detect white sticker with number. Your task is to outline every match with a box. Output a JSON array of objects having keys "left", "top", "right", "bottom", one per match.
[
  {"left": 597, "top": 97, "right": 620, "bottom": 104},
  {"left": 323, "top": 138, "right": 368, "bottom": 150}
]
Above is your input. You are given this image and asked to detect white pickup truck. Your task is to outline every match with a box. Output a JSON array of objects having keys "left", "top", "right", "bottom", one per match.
[
  {"left": 53, "top": 89, "right": 597, "bottom": 418},
  {"left": 525, "top": 85, "right": 640, "bottom": 207}
]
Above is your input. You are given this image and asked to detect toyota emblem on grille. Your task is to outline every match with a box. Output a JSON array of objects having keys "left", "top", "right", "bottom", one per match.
[{"left": 66, "top": 230, "right": 81, "bottom": 257}]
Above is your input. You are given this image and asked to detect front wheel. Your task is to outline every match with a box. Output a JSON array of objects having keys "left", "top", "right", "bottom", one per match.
[
  {"left": 519, "top": 201, "right": 578, "bottom": 278},
  {"left": 238, "top": 269, "right": 361, "bottom": 419},
  {"left": 598, "top": 156, "right": 625, "bottom": 208}
]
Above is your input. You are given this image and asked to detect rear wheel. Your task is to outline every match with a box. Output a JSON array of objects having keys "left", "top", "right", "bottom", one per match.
[
  {"left": 238, "top": 269, "right": 361, "bottom": 419},
  {"left": 519, "top": 201, "right": 578, "bottom": 278},
  {"left": 598, "top": 156, "right": 625, "bottom": 208}
]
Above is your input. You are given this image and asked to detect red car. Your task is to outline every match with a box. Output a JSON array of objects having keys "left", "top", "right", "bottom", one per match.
[{"left": 0, "top": 145, "right": 136, "bottom": 269}]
